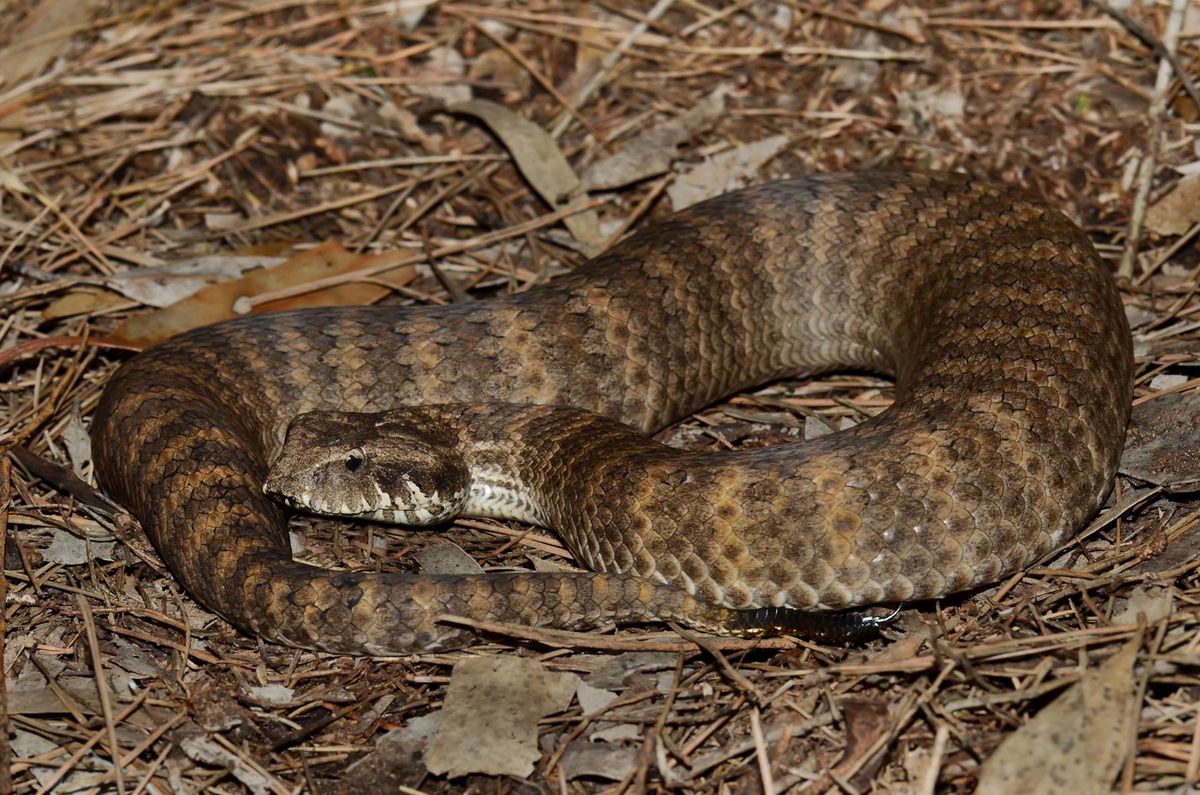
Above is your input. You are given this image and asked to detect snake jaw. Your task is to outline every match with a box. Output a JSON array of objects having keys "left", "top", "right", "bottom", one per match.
[
  {"left": 264, "top": 468, "right": 464, "bottom": 525},
  {"left": 264, "top": 408, "right": 472, "bottom": 526}
]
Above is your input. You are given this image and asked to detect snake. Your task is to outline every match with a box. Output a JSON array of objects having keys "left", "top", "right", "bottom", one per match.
[{"left": 92, "top": 171, "right": 1133, "bottom": 655}]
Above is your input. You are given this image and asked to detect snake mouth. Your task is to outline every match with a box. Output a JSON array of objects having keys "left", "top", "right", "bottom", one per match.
[
  {"left": 267, "top": 489, "right": 316, "bottom": 513},
  {"left": 264, "top": 482, "right": 449, "bottom": 524},
  {"left": 264, "top": 486, "right": 369, "bottom": 517},
  {"left": 275, "top": 493, "right": 308, "bottom": 511}
]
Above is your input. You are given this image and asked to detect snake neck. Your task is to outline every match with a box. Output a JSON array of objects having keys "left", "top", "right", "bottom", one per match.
[{"left": 431, "top": 403, "right": 663, "bottom": 528}]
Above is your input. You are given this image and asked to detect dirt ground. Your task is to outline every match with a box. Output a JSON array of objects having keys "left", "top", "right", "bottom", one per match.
[{"left": 2, "top": 1, "right": 1200, "bottom": 792}]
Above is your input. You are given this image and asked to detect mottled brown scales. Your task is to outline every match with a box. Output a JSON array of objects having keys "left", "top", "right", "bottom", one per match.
[{"left": 92, "top": 172, "right": 1132, "bottom": 655}]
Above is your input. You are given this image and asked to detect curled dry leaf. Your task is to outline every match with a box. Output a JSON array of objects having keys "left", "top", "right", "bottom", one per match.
[
  {"left": 582, "top": 87, "right": 727, "bottom": 191},
  {"left": 33, "top": 255, "right": 296, "bottom": 322},
  {"left": 244, "top": 684, "right": 295, "bottom": 707},
  {"left": 106, "top": 241, "right": 416, "bottom": 349},
  {"left": 450, "top": 99, "right": 604, "bottom": 254},
  {"left": 667, "top": 134, "right": 790, "bottom": 210},
  {"left": 975, "top": 638, "right": 1138, "bottom": 795},
  {"left": 424, "top": 655, "right": 579, "bottom": 778}
]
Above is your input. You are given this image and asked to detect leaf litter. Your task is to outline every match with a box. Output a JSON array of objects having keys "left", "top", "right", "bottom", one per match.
[{"left": 1, "top": 2, "right": 1200, "bottom": 793}]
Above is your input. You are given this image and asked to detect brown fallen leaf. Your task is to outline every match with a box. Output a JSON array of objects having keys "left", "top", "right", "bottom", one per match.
[
  {"left": 1112, "top": 586, "right": 1174, "bottom": 626},
  {"left": 338, "top": 714, "right": 439, "bottom": 794},
  {"left": 1121, "top": 392, "right": 1200, "bottom": 491},
  {"left": 561, "top": 742, "right": 638, "bottom": 782},
  {"left": 44, "top": 256, "right": 285, "bottom": 321},
  {"left": 582, "top": 87, "right": 727, "bottom": 191},
  {"left": 7, "top": 683, "right": 103, "bottom": 717},
  {"left": 0, "top": 0, "right": 102, "bottom": 86},
  {"left": 568, "top": 8, "right": 608, "bottom": 96},
  {"left": 412, "top": 46, "right": 472, "bottom": 105},
  {"left": 42, "top": 288, "right": 131, "bottom": 321},
  {"left": 424, "top": 655, "right": 579, "bottom": 778},
  {"left": 106, "top": 241, "right": 416, "bottom": 349},
  {"left": 975, "top": 637, "right": 1138, "bottom": 795},
  {"left": 467, "top": 47, "right": 531, "bottom": 103},
  {"left": 667, "top": 134, "right": 790, "bottom": 210},
  {"left": 864, "top": 633, "right": 926, "bottom": 666},
  {"left": 450, "top": 99, "right": 604, "bottom": 254},
  {"left": 1145, "top": 174, "right": 1200, "bottom": 236},
  {"left": 837, "top": 699, "right": 892, "bottom": 788},
  {"left": 414, "top": 542, "right": 483, "bottom": 575}
]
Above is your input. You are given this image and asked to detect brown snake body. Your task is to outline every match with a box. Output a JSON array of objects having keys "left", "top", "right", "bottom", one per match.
[{"left": 92, "top": 172, "right": 1133, "bottom": 654}]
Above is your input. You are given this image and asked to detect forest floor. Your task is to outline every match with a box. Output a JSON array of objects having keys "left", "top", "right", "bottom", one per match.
[{"left": 2, "top": 1, "right": 1200, "bottom": 793}]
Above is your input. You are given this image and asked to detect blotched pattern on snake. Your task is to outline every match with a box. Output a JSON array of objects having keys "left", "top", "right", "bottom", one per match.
[{"left": 92, "top": 172, "right": 1133, "bottom": 655}]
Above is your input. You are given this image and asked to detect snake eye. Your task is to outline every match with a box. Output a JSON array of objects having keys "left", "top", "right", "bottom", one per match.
[{"left": 345, "top": 452, "right": 363, "bottom": 472}]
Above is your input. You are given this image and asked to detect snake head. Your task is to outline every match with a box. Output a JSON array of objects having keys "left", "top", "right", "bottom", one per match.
[{"left": 264, "top": 409, "right": 469, "bottom": 525}]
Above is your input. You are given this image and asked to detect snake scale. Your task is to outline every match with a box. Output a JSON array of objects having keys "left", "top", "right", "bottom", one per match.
[{"left": 92, "top": 171, "right": 1133, "bottom": 655}]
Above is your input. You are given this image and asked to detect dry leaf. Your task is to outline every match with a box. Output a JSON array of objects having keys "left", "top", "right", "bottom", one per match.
[
  {"left": 897, "top": 84, "right": 966, "bottom": 135},
  {"left": 12, "top": 729, "right": 106, "bottom": 792},
  {"left": 319, "top": 95, "right": 363, "bottom": 140},
  {"left": 0, "top": 0, "right": 101, "bottom": 85},
  {"left": 107, "top": 241, "right": 416, "bottom": 349},
  {"left": 571, "top": 10, "right": 609, "bottom": 90},
  {"left": 976, "top": 638, "right": 1138, "bottom": 795},
  {"left": 583, "top": 651, "right": 677, "bottom": 689},
  {"left": 414, "top": 543, "right": 483, "bottom": 575},
  {"left": 561, "top": 743, "right": 639, "bottom": 782},
  {"left": 837, "top": 699, "right": 891, "bottom": 787},
  {"left": 412, "top": 46, "right": 471, "bottom": 105},
  {"left": 1121, "top": 392, "right": 1200, "bottom": 491},
  {"left": 179, "top": 734, "right": 277, "bottom": 795},
  {"left": 8, "top": 680, "right": 105, "bottom": 716},
  {"left": 42, "top": 529, "right": 115, "bottom": 566},
  {"left": 667, "top": 134, "right": 790, "bottom": 210},
  {"left": 42, "top": 288, "right": 130, "bottom": 320},
  {"left": 1113, "top": 587, "right": 1174, "bottom": 626},
  {"left": 576, "top": 681, "right": 640, "bottom": 742},
  {"left": 341, "top": 714, "right": 439, "bottom": 793},
  {"left": 63, "top": 410, "right": 92, "bottom": 476},
  {"left": 1146, "top": 174, "right": 1200, "bottom": 236},
  {"left": 467, "top": 48, "right": 531, "bottom": 102},
  {"left": 1149, "top": 373, "right": 1188, "bottom": 391},
  {"left": 105, "top": 256, "right": 283, "bottom": 308},
  {"left": 379, "top": 101, "right": 441, "bottom": 149},
  {"left": 387, "top": 0, "right": 432, "bottom": 30},
  {"left": 865, "top": 633, "right": 925, "bottom": 665},
  {"left": 425, "top": 655, "right": 579, "bottom": 778},
  {"left": 450, "top": 99, "right": 604, "bottom": 254},
  {"left": 244, "top": 684, "right": 295, "bottom": 707},
  {"left": 582, "top": 87, "right": 727, "bottom": 191}
]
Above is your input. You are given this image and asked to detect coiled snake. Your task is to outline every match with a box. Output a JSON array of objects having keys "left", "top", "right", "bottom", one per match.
[{"left": 92, "top": 172, "right": 1133, "bottom": 655}]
